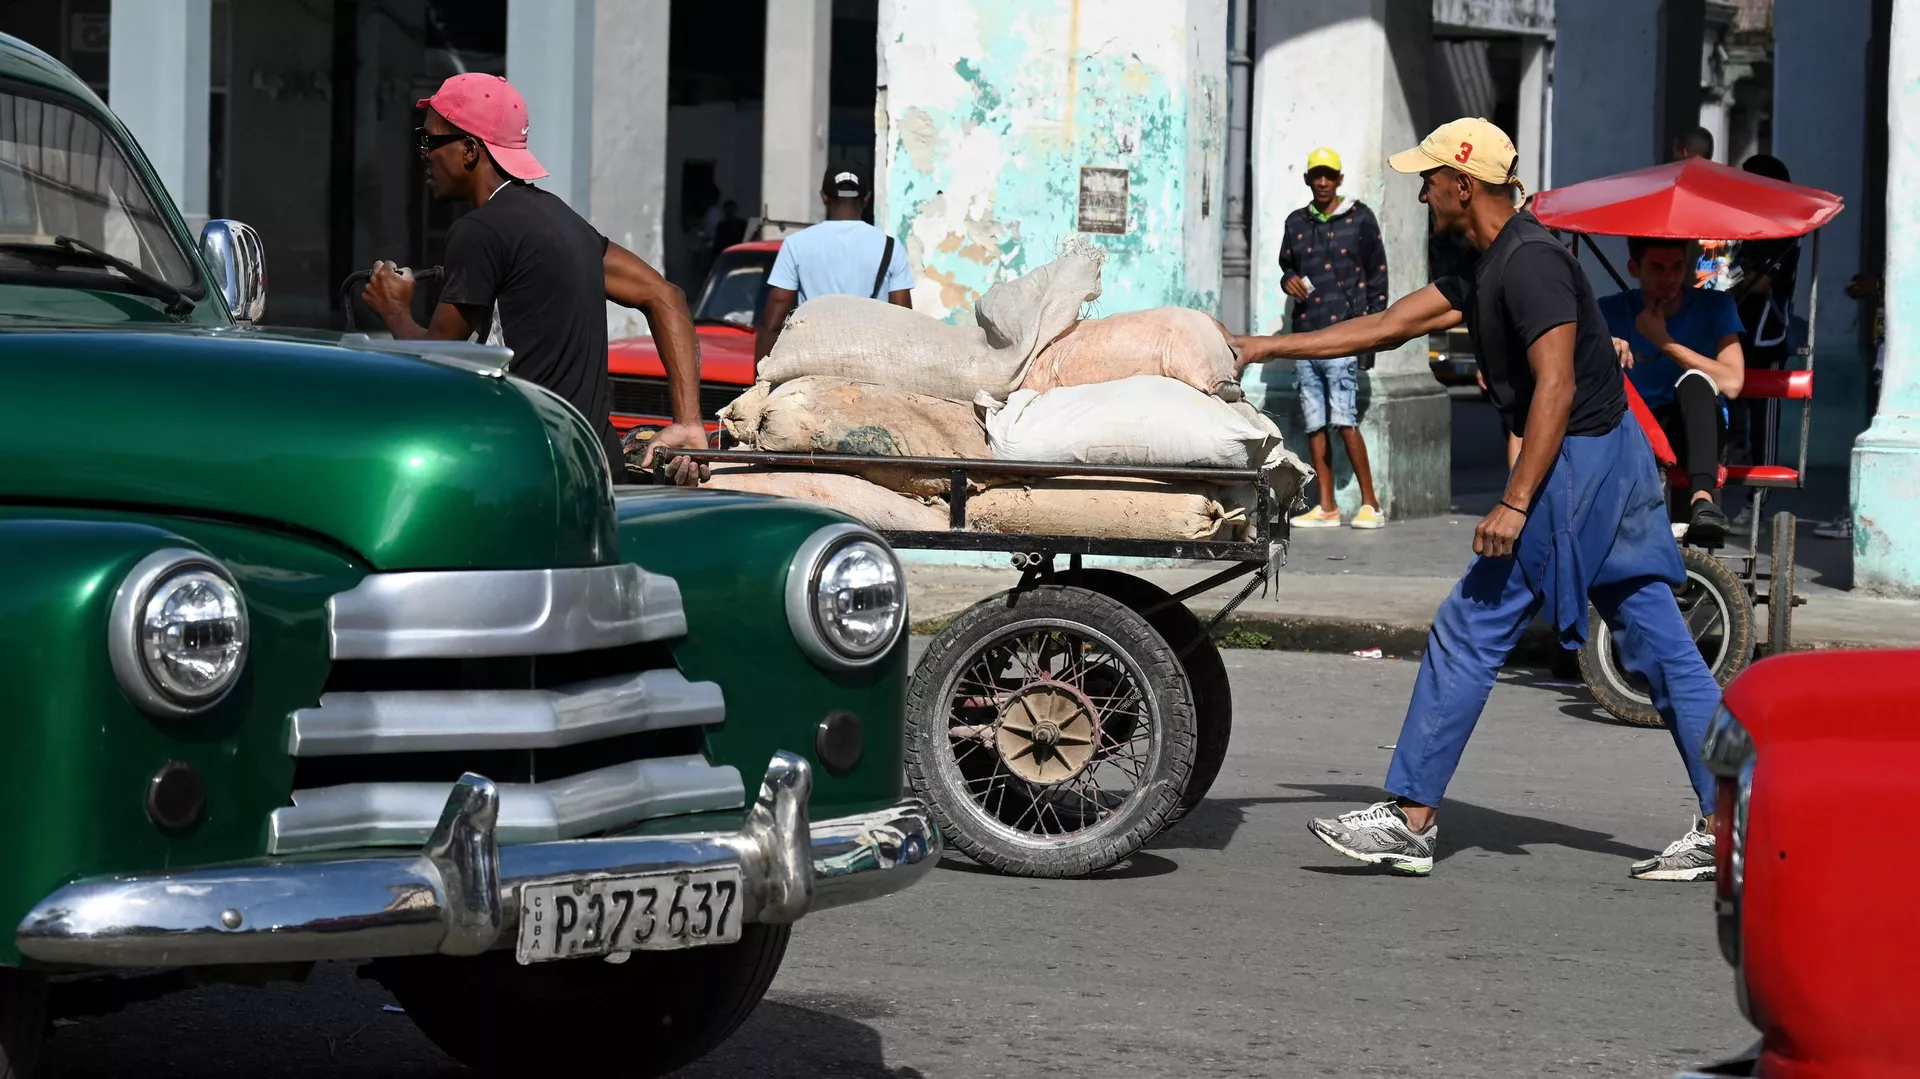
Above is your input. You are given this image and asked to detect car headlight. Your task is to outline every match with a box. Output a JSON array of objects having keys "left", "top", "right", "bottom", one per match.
[
  {"left": 786, "top": 524, "right": 904, "bottom": 669},
  {"left": 109, "top": 549, "right": 249, "bottom": 717}
]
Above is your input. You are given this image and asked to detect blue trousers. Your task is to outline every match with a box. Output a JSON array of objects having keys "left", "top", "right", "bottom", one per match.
[{"left": 1383, "top": 422, "right": 1722, "bottom": 816}]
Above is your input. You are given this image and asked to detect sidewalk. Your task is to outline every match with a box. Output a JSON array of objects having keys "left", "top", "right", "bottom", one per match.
[{"left": 906, "top": 514, "right": 1920, "bottom": 657}]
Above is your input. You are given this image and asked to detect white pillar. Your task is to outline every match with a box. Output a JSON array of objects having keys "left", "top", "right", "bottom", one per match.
[
  {"left": 1248, "top": 0, "right": 1447, "bottom": 518},
  {"left": 761, "top": 0, "right": 832, "bottom": 237},
  {"left": 1851, "top": 0, "right": 1920, "bottom": 594},
  {"left": 507, "top": 0, "right": 595, "bottom": 212},
  {"left": 109, "top": 0, "right": 211, "bottom": 232},
  {"left": 592, "top": 0, "right": 670, "bottom": 338},
  {"left": 1516, "top": 37, "right": 1548, "bottom": 198}
]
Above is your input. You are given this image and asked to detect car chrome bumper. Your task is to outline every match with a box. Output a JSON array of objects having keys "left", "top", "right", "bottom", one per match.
[{"left": 16, "top": 752, "right": 938, "bottom": 968}]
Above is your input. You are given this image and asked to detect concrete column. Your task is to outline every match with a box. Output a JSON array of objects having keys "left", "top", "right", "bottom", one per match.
[
  {"left": 1850, "top": 0, "right": 1920, "bottom": 595},
  {"left": 1515, "top": 36, "right": 1548, "bottom": 198},
  {"left": 1552, "top": 0, "right": 1660, "bottom": 281},
  {"left": 108, "top": 0, "right": 211, "bottom": 233},
  {"left": 1247, "top": 0, "right": 1449, "bottom": 519},
  {"left": 507, "top": 0, "right": 669, "bottom": 340},
  {"left": 761, "top": 0, "right": 832, "bottom": 237},
  {"left": 592, "top": 0, "right": 670, "bottom": 338},
  {"left": 507, "top": 0, "right": 595, "bottom": 212},
  {"left": 1774, "top": 0, "right": 1875, "bottom": 471}
]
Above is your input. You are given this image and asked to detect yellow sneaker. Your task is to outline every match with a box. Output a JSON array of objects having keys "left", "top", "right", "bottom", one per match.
[
  {"left": 1290, "top": 506, "right": 1343, "bottom": 529},
  {"left": 1350, "top": 505, "right": 1387, "bottom": 530}
]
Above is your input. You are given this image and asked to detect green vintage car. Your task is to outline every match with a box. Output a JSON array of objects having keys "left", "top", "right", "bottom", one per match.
[{"left": 0, "top": 33, "right": 935, "bottom": 1077}]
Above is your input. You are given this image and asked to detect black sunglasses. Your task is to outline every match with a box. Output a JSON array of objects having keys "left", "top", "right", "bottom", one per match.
[{"left": 416, "top": 127, "right": 469, "bottom": 154}]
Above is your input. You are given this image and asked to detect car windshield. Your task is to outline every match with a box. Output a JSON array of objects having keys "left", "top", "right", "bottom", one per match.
[
  {"left": 0, "top": 88, "right": 197, "bottom": 290},
  {"left": 693, "top": 247, "right": 776, "bottom": 327}
]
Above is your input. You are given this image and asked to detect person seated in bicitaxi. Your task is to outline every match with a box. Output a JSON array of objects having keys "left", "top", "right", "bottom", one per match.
[{"left": 1597, "top": 236, "right": 1747, "bottom": 548}]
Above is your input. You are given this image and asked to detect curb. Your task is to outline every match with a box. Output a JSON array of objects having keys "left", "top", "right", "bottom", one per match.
[{"left": 911, "top": 606, "right": 1851, "bottom": 660}]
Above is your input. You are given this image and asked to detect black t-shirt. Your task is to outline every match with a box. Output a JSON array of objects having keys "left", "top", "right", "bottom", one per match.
[
  {"left": 1433, "top": 212, "right": 1626, "bottom": 438},
  {"left": 440, "top": 183, "right": 621, "bottom": 465}
]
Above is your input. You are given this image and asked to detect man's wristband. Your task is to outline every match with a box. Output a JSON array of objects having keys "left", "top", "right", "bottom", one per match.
[{"left": 1500, "top": 500, "right": 1529, "bottom": 517}]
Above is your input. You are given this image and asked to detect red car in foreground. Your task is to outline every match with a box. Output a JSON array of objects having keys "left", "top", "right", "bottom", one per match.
[
  {"left": 607, "top": 240, "right": 777, "bottom": 439},
  {"left": 1682, "top": 650, "right": 1920, "bottom": 1078}
]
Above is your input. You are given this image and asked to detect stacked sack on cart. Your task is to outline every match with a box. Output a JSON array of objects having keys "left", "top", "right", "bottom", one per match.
[{"left": 712, "top": 240, "right": 1312, "bottom": 542}]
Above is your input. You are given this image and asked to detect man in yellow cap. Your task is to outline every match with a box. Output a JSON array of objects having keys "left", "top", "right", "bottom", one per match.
[
  {"left": 1278, "top": 147, "right": 1389, "bottom": 529},
  {"left": 1232, "top": 118, "right": 1722, "bottom": 882}
]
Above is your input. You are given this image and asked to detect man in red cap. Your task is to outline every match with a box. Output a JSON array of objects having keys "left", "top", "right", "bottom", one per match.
[{"left": 365, "top": 73, "right": 705, "bottom": 484}]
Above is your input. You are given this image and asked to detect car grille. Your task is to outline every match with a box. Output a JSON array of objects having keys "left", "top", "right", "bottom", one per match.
[
  {"left": 609, "top": 375, "right": 744, "bottom": 421},
  {"left": 271, "top": 565, "right": 738, "bottom": 854}
]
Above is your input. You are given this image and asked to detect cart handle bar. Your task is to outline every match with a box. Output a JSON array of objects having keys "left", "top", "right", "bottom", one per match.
[{"left": 650, "top": 448, "right": 1269, "bottom": 484}]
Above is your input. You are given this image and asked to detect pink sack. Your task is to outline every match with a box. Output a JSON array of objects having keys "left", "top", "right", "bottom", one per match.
[{"left": 1022, "top": 307, "right": 1243, "bottom": 401}]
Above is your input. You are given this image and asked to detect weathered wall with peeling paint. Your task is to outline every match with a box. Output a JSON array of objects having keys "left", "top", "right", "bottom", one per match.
[{"left": 878, "top": 0, "right": 1228, "bottom": 324}]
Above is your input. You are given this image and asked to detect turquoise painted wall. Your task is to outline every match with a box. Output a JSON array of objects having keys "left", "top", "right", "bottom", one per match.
[{"left": 879, "top": 0, "right": 1227, "bottom": 324}]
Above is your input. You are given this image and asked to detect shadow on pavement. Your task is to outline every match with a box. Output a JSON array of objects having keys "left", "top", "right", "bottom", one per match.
[
  {"left": 672, "top": 1001, "right": 928, "bottom": 1079},
  {"left": 935, "top": 850, "right": 1179, "bottom": 879},
  {"left": 1151, "top": 783, "right": 1657, "bottom": 864}
]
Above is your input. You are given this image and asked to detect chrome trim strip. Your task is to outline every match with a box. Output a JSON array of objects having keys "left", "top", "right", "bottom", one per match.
[
  {"left": 17, "top": 756, "right": 941, "bottom": 968},
  {"left": 334, "top": 333, "right": 515, "bottom": 378},
  {"left": 327, "top": 565, "right": 686, "bottom": 660},
  {"left": 287, "top": 669, "right": 723, "bottom": 757},
  {"left": 266, "top": 755, "right": 743, "bottom": 854}
]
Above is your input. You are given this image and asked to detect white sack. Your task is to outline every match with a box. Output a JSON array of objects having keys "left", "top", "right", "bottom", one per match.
[
  {"left": 756, "top": 242, "right": 1105, "bottom": 403},
  {"left": 980, "top": 375, "right": 1283, "bottom": 470}
]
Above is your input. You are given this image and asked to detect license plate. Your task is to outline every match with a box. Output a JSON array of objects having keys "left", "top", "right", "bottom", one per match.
[{"left": 514, "top": 867, "right": 743, "bottom": 965}]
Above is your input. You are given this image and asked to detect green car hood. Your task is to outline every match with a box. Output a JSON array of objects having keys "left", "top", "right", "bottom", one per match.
[{"left": 0, "top": 328, "right": 618, "bottom": 569}]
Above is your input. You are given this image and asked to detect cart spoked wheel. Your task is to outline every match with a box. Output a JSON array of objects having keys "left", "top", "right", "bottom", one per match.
[
  {"left": 904, "top": 585, "right": 1196, "bottom": 878},
  {"left": 1067, "top": 569, "right": 1231, "bottom": 828},
  {"left": 1579, "top": 547, "right": 1755, "bottom": 727}
]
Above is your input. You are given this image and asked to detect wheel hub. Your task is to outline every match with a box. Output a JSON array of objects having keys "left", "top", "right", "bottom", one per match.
[{"left": 995, "top": 683, "right": 1100, "bottom": 785}]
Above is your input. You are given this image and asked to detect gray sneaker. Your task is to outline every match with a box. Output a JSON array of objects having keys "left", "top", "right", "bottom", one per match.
[
  {"left": 1308, "top": 801, "right": 1437, "bottom": 875},
  {"left": 1629, "top": 818, "right": 1717, "bottom": 881}
]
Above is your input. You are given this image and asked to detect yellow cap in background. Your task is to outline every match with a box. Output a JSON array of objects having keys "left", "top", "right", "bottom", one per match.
[
  {"left": 1306, "top": 147, "right": 1343, "bottom": 174},
  {"left": 1388, "top": 117, "right": 1518, "bottom": 186}
]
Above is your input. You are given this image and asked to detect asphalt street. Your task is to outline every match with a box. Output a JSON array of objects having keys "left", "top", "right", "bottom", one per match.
[{"left": 40, "top": 650, "right": 1753, "bottom": 1078}]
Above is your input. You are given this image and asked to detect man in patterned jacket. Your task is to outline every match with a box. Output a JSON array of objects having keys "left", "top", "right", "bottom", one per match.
[{"left": 1278, "top": 148, "right": 1391, "bottom": 529}]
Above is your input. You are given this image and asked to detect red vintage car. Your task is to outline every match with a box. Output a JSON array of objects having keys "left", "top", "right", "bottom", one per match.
[
  {"left": 607, "top": 240, "right": 778, "bottom": 439},
  {"left": 1682, "top": 650, "right": 1920, "bottom": 1078}
]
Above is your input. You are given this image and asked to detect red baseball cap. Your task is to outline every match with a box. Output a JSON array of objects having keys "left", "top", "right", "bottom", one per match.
[{"left": 416, "top": 73, "right": 548, "bottom": 180}]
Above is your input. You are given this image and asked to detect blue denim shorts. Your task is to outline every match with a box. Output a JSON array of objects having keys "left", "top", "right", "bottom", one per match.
[{"left": 1296, "top": 357, "right": 1359, "bottom": 433}]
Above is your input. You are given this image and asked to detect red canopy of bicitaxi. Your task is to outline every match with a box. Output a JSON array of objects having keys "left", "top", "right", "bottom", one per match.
[{"left": 1531, "top": 157, "right": 1844, "bottom": 241}]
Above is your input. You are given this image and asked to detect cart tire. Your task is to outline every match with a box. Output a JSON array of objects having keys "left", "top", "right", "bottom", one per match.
[
  {"left": 1578, "top": 547, "right": 1754, "bottom": 727},
  {"left": 1065, "top": 570, "right": 1232, "bottom": 827},
  {"left": 904, "top": 585, "right": 1196, "bottom": 877},
  {"left": 1768, "top": 511, "right": 1796, "bottom": 655}
]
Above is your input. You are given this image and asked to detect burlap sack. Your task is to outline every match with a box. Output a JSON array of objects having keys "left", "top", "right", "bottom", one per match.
[
  {"left": 966, "top": 478, "right": 1255, "bottom": 543},
  {"left": 756, "top": 241, "right": 1105, "bottom": 403},
  {"left": 980, "top": 375, "right": 1282, "bottom": 470},
  {"left": 1023, "top": 307, "right": 1244, "bottom": 401},
  {"left": 703, "top": 468, "right": 950, "bottom": 532},
  {"left": 719, "top": 377, "right": 993, "bottom": 498}
]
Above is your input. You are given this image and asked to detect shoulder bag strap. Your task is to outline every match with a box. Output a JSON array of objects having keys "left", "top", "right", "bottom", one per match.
[{"left": 872, "top": 235, "right": 896, "bottom": 299}]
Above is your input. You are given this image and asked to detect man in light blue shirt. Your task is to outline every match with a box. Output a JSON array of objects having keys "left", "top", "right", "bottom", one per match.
[
  {"left": 1596, "top": 236, "right": 1747, "bottom": 546},
  {"left": 755, "top": 163, "right": 913, "bottom": 364}
]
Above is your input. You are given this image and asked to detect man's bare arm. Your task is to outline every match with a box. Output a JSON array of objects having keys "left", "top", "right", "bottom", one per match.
[
  {"left": 755, "top": 286, "right": 800, "bottom": 366},
  {"left": 1233, "top": 283, "right": 1463, "bottom": 366},
  {"left": 1473, "top": 323, "right": 1576, "bottom": 559},
  {"left": 887, "top": 288, "right": 913, "bottom": 309},
  {"left": 605, "top": 242, "right": 702, "bottom": 428},
  {"left": 1506, "top": 323, "right": 1577, "bottom": 512},
  {"left": 364, "top": 262, "right": 487, "bottom": 341}
]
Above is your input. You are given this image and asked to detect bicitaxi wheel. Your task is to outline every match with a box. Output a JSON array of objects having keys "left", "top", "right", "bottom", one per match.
[
  {"left": 903, "top": 584, "right": 1197, "bottom": 877},
  {"left": 1579, "top": 546, "right": 1755, "bottom": 727}
]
